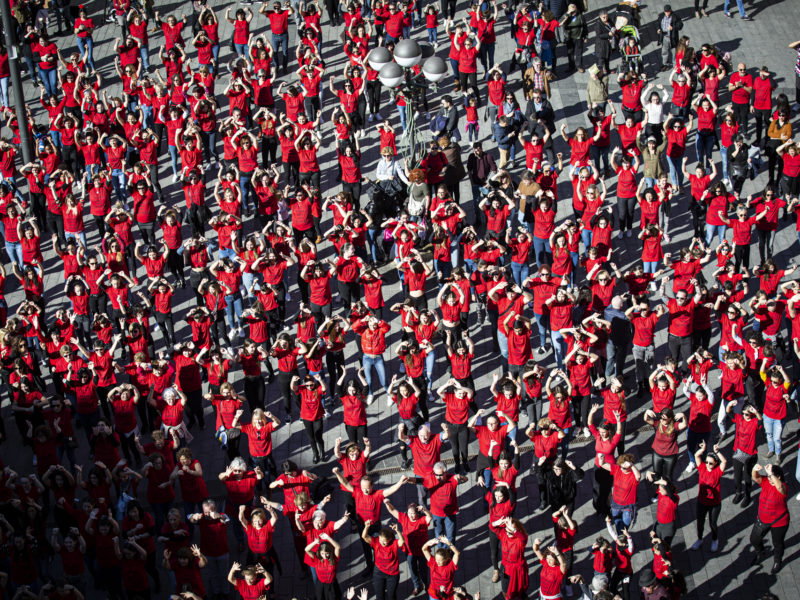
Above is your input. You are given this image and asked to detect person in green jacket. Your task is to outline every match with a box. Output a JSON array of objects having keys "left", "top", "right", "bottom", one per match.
[{"left": 636, "top": 129, "right": 667, "bottom": 187}]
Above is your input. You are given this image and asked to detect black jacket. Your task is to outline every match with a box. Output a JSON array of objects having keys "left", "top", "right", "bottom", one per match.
[
  {"left": 595, "top": 19, "right": 614, "bottom": 60},
  {"left": 544, "top": 466, "right": 584, "bottom": 507},
  {"left": 657, "top": 11, "right": 683, "bottom": 47}
]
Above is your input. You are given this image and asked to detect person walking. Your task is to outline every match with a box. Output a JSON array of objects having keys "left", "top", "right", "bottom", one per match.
[{"left": 656, "top": 5, "right": 682, "bottom": 72}]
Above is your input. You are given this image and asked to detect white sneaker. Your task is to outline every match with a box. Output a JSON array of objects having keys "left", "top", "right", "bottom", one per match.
[
  {"left": 690, "top": 539, "right": 702, "bottom": 550},
  {"left": 711, "top": 539, "right": 719, "bottom": 552},
  {"left": 172, "top": 174, "right": 179, "bottom": 183},
  {"left": 386, "top": 395, "right": 394, "bottom": 407},
  {"left": 238, "top": 327, "right": 246, "bottom": 338},
  {"left": 796, "top": 492, "right": 800, "bottom": 501},
  {"left": 582, "top": 427, "right": 590, "bottom": 438},
  {"left": 366, "top": 394, "right": 374, "bottom": 405},
  {"left": 685, "top": 462, "right": 696, "bottom": 474},
  {"left": 368, "top": 114, "right": 374, "bottom": 122}
]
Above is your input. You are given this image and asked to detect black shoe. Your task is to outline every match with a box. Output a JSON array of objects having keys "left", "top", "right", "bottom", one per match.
[
  {"left": 751, "top": 550, "right": 767, "bottom": 566},
  {"left": 312, "top": 453, "right": 321, "bottom": 464},
  {"left": 401, "top": 458, "right": 413, "bottom": 469},
  {"left": 360, "top": 567, "right": 372, "bottom": 579},
  {"left": 732, "top": 493, "right": 744, "bottom": 505},
  {"left": 742, "top": 495, "right": 752, "bottom": 507},
  {"left": 771, "top": 560, "right": 782, "bottom": 574}
]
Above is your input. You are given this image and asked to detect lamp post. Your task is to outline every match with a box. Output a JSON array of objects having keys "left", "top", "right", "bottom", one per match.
[
  {"left": 368, "top": 41, "right": 447, "bottom": 164},
  {"left": 0, "top": 0, "right": 32, "bottom": 164}
]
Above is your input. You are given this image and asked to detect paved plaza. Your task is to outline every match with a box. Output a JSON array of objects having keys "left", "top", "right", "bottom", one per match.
[{"left": 4, "top": 0, "right": 800, "bottom": 598}]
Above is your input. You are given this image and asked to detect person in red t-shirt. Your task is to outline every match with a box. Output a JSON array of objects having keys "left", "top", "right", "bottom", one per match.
[
  {"left": 597, "top": 453, "right": 642, "bottom": 533},
  {"left": 690, "top": 441, "right": 727, "bottom": 552},
  {"left": 361, "top": 522, "right": 404, "bottom": 600},
  {"left": 422, "top": 535, "right": 461, "bottom": 600},
  {"left": 332, "top": 469, "right": 409, "bottom": 576},
  {"left": 749, "top": 462, "right": 790, "bottom": 573},
  {"left": 227, "top": 562, "right": 273, "bottom": 600}
]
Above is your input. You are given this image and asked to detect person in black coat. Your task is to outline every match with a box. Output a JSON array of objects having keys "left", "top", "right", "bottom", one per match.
[
  {"left": 543, "top": 458, "right": 585, "bottom": 512},
  {"left": 656, "top": 4, "right": 683, "bottom": 71},
  {"left": 595, "top": 10, "right": 615, "bottom": 72}
]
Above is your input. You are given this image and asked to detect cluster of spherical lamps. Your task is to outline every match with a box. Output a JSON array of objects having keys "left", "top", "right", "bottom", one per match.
[
  {"left": 367, "top": 41, "right": 448, "bottom": 162},
  {"left": 367, "top": 40, "right": 448, "bottom": 88}
]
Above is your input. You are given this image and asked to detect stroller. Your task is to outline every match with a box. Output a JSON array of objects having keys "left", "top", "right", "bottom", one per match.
[{"left": 618, "top": 25, "right": 643, "bottom": 74}]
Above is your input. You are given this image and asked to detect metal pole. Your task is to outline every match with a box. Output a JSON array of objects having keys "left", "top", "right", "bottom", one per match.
[{"left": 0, "top": 0, "right": 32, "bottom": 164}]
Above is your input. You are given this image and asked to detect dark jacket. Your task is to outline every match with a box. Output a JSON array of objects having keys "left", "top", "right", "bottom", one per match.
[
  {"left": 436, "top": 105, "right": 459, "bottom": 136},
  {"left": 467, "top": 152, "right": 497, "bottom": 185},
  {"left": 561, "top": 11, "right": 588, "bottom": 40},
  {"left": 544, "top": 466, "right": 584, "bottom": 507},
  {"left": 525, "top": 97, "right": 556, "bottom": 134},
  {"left": 595, "top": 18, "right": 614, "bottom": 59},
  {"left": 657, "top": 11, "right": 683, "bottom": 47}
]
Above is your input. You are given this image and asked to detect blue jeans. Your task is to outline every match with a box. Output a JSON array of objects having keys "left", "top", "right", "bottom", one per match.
[
  {"left": 550, "top": 329, "right": 566, "bottom": 370},
  {"left": 233, "top": 42, "right": 247, "bottom": 59},
  {"left": 532, "top": 236, "right": 548, "bottom": 267},
  {"left": 497, "top": 330, "right": 508, "bottom": 360},
  {"left": 510, "top": 261, "right": 529, "bottom": 287},
  {"left": 666, "top": 155, "right": 683, "bottom": 189},
  {"left": 239, "top": 173, "right": 254, "bottom": 212},
  {"left": 39, "top": 67, "right": 58, "bottom": 97},
  {"left": 110, "top": 168, "right": 126, "bottom": 206},
  {"left": 398, "top": 104, "right": 408, "bottom": 132},
  {"left": 224, "top": 292, "right": 244, "bottom": 331},
  {"left": 610, "top": 502, "right": 637, "bottom": 534},
  {"left": 424, "top": 350, "right": 435, "bottom": 385},
  {"left": 427, "top": 28, "right": 438, "bottom": 44},
  {"left": 533, "top": 312, "right": 549, "bottom": 348},
  {"left": 76, "top": 37, "right": 96, "bottom": 71},
  {"left": 724, "top": 0, "right": 746, "bottom": 16},
  {"left": 0, "top": 77, "right": 8, "bottom": 108},
  {"left": 362, "top": 354, "right": 387, "bottom": 394},
  {"left": 219, "top": 247, "right": 237, "bottom": 261},
  {"left": 432, "top": 514, "right": 456, "bottom": 544},
  {"left": 406, "top": 554, "right": 428, "bottom": 591},
  {"left": 142, "top": 105, "right": 154, "bottom": 130},
  {"left": 705, "top": 224, "right": 727, "bottom": 246},
  {"left": 720, "top": 145, "right": 730, "bottom": 180},
  {"left": 696, "top": 132, "right": 715, "bottom": 169},
  {"left": 139, "top": 46, "right": 151, "bottom": 70},
  {"left": 581, "top": 228, "right": 592, "bottom": 251},
  {"left": 168, "top": 146, "right": 179, "bottom": 176},
  {"left": 65, "top": 231, "right": 87, "bottom": 248},
  {"left": 686, "top": 429, "right": 710, "bottom": 465},
  {"left": 272, "top": 33, "right": 289, "bottom": 63},
  {"left": 764, "top": 416, "right": 783, "bottom": 455},
  {"left": 5, "top": 241, "right": 22, "bottom": 267},
  {"left": 644, "top": 261, "right": 658, "bottom": 273}
]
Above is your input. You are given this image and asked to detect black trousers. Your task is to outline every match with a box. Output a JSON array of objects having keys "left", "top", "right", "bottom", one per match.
[
  {"left": 732, "top": 454, "right": 757, "bottom": 496},
  {"left": 732, "top": 102, "right": 749, "bottom": 137},
  {"left": 565, "top": 38, "right": 584, "bottom": 69},
  {"left": 667, "top": 333, "right": 692, "bottom": 370},
  {"left": 750, "top": 521, "right": 788, "bottom": 565},
  {"left": 696, "top": 502, "right": 721, "bottom": 540},
  {"left": 373, "top": 570, "right": 399, "bottom": 600},
  {"left": 447, "top": 421, "right": 469, "bottom": 471},
  {"left": 337, "top": 280, "right": 361, "bottom": 312},
  {"left": 244, "top": 375, "right": 266, "bottom": 411},
  {"left": 303, "top": 418, "right": 324, "bottom": 457},
  {"left": 440, "top": 0, "right": 456, "bottom": 19},
  {"left": 651, "top": 452, "right": 677, "bottom": 495}
]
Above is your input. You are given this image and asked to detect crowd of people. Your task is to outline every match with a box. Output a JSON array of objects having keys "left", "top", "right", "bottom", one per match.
[{"left": 0, "top": 0, "right": 798, "bottom": 599}]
